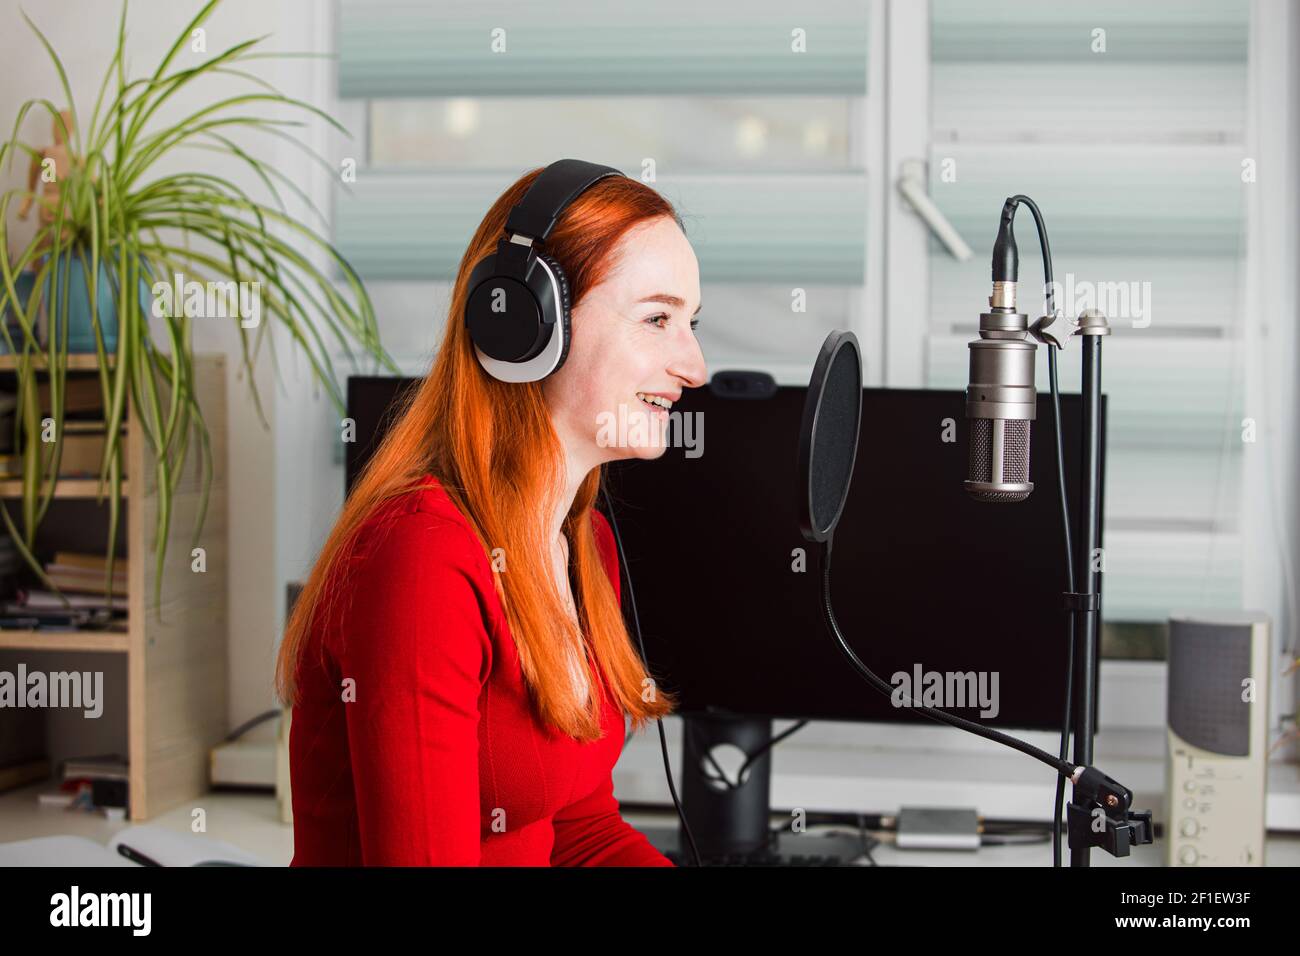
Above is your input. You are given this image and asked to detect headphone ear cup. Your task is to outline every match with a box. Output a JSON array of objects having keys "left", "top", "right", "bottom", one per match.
[{"left": 536, "top": 252, "right": 572, "bottom": 375}]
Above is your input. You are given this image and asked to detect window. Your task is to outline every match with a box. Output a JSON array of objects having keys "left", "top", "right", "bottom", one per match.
[
  {"left": 922, "top": 0, "right": 1251, "bottom": 650},
  {"left": 333, "top": 0, "right": 872, "bottom": 378},
  {"left": 331, "top": 0, "right": 1291, "bottom": 677}
]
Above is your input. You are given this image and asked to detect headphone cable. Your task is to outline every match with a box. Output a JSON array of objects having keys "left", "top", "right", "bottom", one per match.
[{"left": 600, "top": 483, "right": 704, "bottom": 867}]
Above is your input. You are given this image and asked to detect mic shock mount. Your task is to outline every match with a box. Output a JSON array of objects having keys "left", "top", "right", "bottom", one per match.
[{"left": 1028, "top": 306, "right": 1113, "bottom": 350}]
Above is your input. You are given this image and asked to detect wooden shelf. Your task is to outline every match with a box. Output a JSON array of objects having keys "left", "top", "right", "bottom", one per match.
[
  {"left": 0, "top": 354, "right": 227, "bottom": 822},
  {"left": 0, "top": 479, "right": 130, "bottom": 498},
  {"left": 0, "top": 353, "right": 114, "bottom": 370},
  {"left": 0, "top": 628, "right": 128, "bottom": 652}
]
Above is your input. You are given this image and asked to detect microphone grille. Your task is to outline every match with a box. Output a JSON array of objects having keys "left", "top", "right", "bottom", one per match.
[
  {"left": 1002, "top": 420, "right": 1030, "bottom": 482},
  {"left": 966, "top": 418, "right": 1033, "bottom": 503},
  {"left": 969, "top": 419, "right": 993, "bottom": 483}
]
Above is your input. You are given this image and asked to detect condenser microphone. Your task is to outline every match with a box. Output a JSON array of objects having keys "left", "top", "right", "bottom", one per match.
[{"left": 964, "top": 202, "right": 1037, "bottom": 503}]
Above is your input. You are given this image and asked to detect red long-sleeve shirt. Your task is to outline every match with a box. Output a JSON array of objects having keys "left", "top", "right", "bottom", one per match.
[{"left": 289, "top": 473, "right": 674, "bottom": 866}]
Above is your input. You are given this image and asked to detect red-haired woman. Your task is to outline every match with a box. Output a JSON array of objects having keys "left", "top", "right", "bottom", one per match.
[{"left": 277, "top": 166, "right": 707, "bottom": 865}]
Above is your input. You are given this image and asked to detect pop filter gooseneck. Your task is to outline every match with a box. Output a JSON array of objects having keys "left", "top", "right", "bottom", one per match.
[{"left": 796, "top": 330, "right": 1076, "bottom": 778}]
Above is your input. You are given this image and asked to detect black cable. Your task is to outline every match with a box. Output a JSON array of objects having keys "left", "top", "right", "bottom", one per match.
[
  {"left": 684, "top": 720, "right": 734, "bottom": 788},
  {"left": 1004, "top": 194, "right": 1078, "bottom": 867},
  {"left": 981, "top": 817, "right": 1053, "bottom": 836},
  {"left": 684, "top": 719, "right": 809, "bottom": 790},
  {"left": 983, "top": 834, "right": 1052, "bottom": 847},
  {"left": 817, "top": 540, "right": 1075, "bottom": 777},
  {"left": 861, "top": 833, "right": 881, "bottom": 865},
  {"left": 736, "top": 719, "right": 807, "bottom": 785},
  {"left": 225, "top": 709, "right": 282, "bottom": 743},
  {"left": 1049, "top": 346, "right": 1076, "bottom": 868},
  {"left": 1006, "top": 195, "right": 1053, "bottom": 299},
  {"left": 599, "top": 483, "right": 702, "bottom": 868}
]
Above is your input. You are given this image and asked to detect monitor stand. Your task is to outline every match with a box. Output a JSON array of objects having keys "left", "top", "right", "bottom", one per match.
[{"left": 679, "top": 712, "right": 775, "bottom": 857}]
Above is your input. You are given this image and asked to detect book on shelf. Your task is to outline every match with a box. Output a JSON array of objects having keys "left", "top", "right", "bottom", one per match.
[
  {"left": 62, "top": 755, "right": 129, "bottom": 782},
  {"left": 0, "top": 613, "right": 83, "bottom": 629},
  {"left": 9, "top": 588, "right": 126, "bottom": 611},
  {"left": 43, "top": 564, "right": 128, "bottom": 596},
  {"left": 37, "top": 377, "right": 104, "bottom": 415},
  {"left": 38, "top": 552, "right": 128, "bottom": 595},
  {"left": 0, "top": 605, "right": 123, "bottom": 631},
  {"left": 51, "top": 551, "right": 129, "bottom": 574}
]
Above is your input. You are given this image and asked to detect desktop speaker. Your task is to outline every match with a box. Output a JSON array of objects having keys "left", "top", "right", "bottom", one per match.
[{"left": 1165, "top": 611, "right": 1270, "bottom": 866}]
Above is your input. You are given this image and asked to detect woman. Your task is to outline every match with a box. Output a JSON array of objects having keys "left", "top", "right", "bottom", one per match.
[{"left": 276, "top": 164, "right": 707, "bottom": 866}]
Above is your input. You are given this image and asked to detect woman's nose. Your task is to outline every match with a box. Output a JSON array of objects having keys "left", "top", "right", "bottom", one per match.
[{"left": 669, "top": 334, "right": 707, "bottom": 389}]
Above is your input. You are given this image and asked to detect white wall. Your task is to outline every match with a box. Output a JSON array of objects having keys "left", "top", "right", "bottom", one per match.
[{"left": 1243, "top": 0, "right": 1300, "bottom": 755}]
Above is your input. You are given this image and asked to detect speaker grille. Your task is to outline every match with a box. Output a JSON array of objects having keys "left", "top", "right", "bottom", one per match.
[{"left": 1168, "top": 620, "right": 1252, "bottom": 756}]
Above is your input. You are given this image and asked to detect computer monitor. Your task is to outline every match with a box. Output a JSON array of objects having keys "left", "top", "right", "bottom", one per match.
[{"left": 345, "top": 375, "right": 1105, "bottom": 733}]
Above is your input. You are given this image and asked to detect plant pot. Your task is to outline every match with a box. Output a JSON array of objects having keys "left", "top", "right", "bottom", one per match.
[{"left": 41, "top": 250, "right": 120, "bottom": 354}]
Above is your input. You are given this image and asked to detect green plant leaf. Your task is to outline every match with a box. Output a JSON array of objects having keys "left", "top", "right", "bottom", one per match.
[{"left": 0, "top": 0, "right": 391, "bottom": 623}]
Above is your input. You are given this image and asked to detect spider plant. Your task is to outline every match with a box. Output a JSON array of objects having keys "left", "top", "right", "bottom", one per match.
[{"left": 0, "top": 0, "right": 397, "bottom": 614}]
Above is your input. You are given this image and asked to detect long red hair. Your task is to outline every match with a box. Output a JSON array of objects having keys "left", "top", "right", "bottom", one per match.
[{"left": 274, "top": 166, "right": 681, "bottom": 741}]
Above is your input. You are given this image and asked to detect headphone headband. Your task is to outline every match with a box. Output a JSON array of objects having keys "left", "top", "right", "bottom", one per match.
[{"left": 504, "top": 159, "right": 624, "bottom": 243}]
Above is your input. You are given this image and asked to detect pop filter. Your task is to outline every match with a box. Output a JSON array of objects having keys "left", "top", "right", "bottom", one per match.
[{"left": 797, "top": 330, "right": 862, "bottom": 544}]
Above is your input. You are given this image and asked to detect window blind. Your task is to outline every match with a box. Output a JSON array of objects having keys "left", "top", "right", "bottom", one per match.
[
  {"left": 337, "top": 0, "right": 868, "bottom": 98},
  {"left": 927, "top": 0, "right": 1250, "bottom": 622},
  {"left": 333, "top": 0, "right": 873, "bottom": 365},
  {"left": 334, "top": 172, "right": 867, "bottom": 283}
]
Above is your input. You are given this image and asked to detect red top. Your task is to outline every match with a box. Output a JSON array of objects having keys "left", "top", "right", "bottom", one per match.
[{"left": 289, "top": 473, "right": 674, "bottom": 866}]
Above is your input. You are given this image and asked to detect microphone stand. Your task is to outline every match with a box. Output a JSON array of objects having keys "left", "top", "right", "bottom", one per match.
[
  {"left": 802, "top": 255, "right": 1153, "bottom": 865},
  {"left": 1030, "top": 307, "right": 1151, "bottom": 865}
]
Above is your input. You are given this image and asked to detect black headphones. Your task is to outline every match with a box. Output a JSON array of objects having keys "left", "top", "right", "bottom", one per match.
[{"left": 464, "top": 159, "right": 626, "bottom": 383}]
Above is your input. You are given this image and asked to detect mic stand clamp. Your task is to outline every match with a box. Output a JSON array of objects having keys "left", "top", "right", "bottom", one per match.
[{"left": 1065, "top": 766, "right": 1154, "bottom": 858}]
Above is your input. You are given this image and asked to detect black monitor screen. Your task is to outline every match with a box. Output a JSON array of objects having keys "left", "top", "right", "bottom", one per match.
[{"left": 346, "top": 376, "right": 1104, "bottom": 733}]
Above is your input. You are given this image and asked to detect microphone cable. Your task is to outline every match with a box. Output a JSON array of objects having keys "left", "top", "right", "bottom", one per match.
[
  {"left": 1048, "top": 344, "right": 1076, "bottom": 867},
  {"left": 599, "top": 482, "right": 703, "bottom": 868},
  {"left": 1002, "top": 194, "right": 1078, "bottom": 867},
  {"left": 815, "top": 540, "right": 1075, "bottom": 777}
]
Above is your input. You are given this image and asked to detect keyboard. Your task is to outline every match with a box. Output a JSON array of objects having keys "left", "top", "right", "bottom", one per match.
[{"left": 664, "top": 848, "right": 850, "bottom": 867}]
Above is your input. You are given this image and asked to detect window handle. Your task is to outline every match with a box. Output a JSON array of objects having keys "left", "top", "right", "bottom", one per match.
[{"left": 896, "top": 159, "right": 973, "bottom": 262}]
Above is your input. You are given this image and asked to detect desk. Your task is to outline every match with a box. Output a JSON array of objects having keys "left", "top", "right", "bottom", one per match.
[
  {"left": 3, "top": 781, "right": 1297, "bottom": 866},
  {"left": 624, "top": 808, "right": 1300, "bottom": 866}
]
